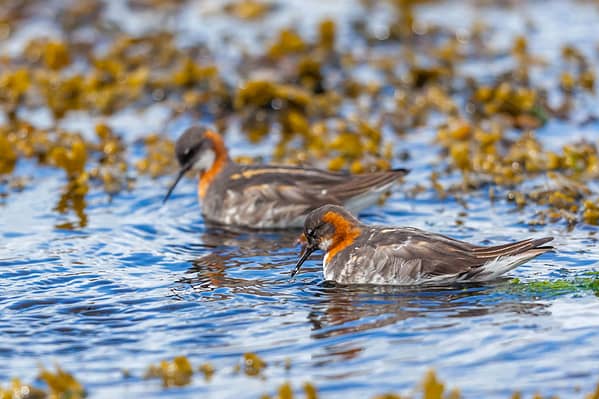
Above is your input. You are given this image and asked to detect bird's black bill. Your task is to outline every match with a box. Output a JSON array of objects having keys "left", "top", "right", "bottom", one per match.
[
  {"left": 392, "top": 167, "right": 410, "bottom": 176},
  {"left": 291, "top": 245, "right": 316, "bottom": 278},
  {"left": 163, "top": 163, "right": 192, "bottom": 204}
]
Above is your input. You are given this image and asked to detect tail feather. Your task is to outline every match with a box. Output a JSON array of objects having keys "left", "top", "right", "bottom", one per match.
[
  {"left": 473, "top": 237, "right": 554, "bottom": 258},
  {"left": 336, "top": 169, "right": 408, "bottom": 215},
  {"left": 466, "top": 237, "right": 554, "bottom": 281},
  {"left": 333, "top": 168, "right": 409, "bottom": 199}
]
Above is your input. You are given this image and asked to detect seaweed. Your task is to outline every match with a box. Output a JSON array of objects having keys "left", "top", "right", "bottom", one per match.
[
  {"left": 144, "top": 356, "right": 194, "bottom": 387},
  {"left": 508, "top": 276, "right": 599, "bottom": 297},
  {"left": 2, "top": 360, "right": 599, "bottom": 399}
]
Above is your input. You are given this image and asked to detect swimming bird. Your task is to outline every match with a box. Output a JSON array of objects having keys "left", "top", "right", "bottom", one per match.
[
  {"left": 292, "top": 204, "right": 554, "bottom": 285},
  {"left": 163, "top": 126, "right": 409, "bottom": 228}
]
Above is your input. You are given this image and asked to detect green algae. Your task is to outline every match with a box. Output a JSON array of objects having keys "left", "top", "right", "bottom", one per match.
[{"left": 508, "top": 276, "right": 599, "bottom": 297}]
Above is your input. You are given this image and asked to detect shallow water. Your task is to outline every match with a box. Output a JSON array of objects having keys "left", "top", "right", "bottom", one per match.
[
  {"left": 1, "top": 1, "right": 599, "bottom": 398},
  {"left": 2, "top": 160, "right": 599, "bottom": 398}
]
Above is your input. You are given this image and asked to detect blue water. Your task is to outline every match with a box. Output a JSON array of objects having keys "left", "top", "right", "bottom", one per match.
[{"left": 1, "top": 1, "right": 599, "bottom": 398}]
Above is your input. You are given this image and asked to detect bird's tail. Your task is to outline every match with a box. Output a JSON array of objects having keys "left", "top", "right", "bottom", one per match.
[
  {"left": 465, "top": 237, "right": 554, "bottom": 281},
  {"left": 339, "top": 168, "right": 409, "bottom": 213}
]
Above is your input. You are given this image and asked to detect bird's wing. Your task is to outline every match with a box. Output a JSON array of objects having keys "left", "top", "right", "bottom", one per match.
[
  {"left": 227, "top": 165, "right": 352, "bottom": 188},
  {"left": 221, "top": 180, "right": 342, "bottom": 228},
  {"left": 357, "top": 229, "right": 477, "bottom": 282},
  {"left": 359, "top": 229, "right": 553, "bottom": 283},
  {"left": 227, "top": 165, "right": 408, "bottom": 203},
  {"left": 324, "top": 169, "right": 408, "bottom": 201},
  {"left": 219, "top": 165, "right": 407, "bottom": 227}
]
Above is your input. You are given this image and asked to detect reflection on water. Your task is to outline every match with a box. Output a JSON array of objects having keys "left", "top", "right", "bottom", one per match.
[
  {"left": 307, "top": 283, "right": 550, "bottom": 341},
  {"left": 54, "top": 180, "right": 88, "bottom": 230},
  {"left": 176, "top": 226, "right": 300, "bottom": 297},
  {"left": 198, "top": 225, "right": 302, "bottom": 252}
]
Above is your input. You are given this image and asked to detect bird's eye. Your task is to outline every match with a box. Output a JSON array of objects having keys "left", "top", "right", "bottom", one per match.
[{"left": 306, "top": 229, "right": 313, "bottom": 237}]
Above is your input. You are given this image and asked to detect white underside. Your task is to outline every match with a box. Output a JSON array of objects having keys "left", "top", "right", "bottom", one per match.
[{"left": 342, "top": 184, "right": 392, "bottom": 215}]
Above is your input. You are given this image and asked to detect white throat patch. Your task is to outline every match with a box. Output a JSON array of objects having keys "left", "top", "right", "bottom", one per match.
[
  {"left": 193, "top": 149, "right": 215, "bottom": 172},
  {"left": 319, "top": 237, "right": 332, "bottom": 251}
]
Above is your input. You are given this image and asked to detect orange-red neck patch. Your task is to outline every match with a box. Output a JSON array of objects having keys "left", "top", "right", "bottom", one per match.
[
  {"left": 322, "top": 211, "right": 361, "bottom": 263},
  {"left": 199, "top": 130, "right": 228, "bottom": 198}
]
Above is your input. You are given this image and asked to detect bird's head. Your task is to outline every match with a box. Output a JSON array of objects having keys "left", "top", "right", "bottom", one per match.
[
  {"left": 291, "top": 205, "right": 361, "bottom": 278},
  {"left": 163, "top": 126, "right": 228, "bottom": 203}
]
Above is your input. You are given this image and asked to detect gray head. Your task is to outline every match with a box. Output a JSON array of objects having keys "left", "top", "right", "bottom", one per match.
[
  {"left": 291, "top": 205, "right": 362, "bottom": 277},
  {"left": 163, "top": 126, "right": 228, "bottom": 203}
]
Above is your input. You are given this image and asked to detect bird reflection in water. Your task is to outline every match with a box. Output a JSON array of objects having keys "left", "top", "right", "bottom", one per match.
[
  {"left": 176, "top": 225, "right": 301, "bottom": 298},
  {"left": 308, "top": 282, "right": 550, "bottom": 338},
  {"left": 305, "top": 282, "right": 550, "bottom": 365}
]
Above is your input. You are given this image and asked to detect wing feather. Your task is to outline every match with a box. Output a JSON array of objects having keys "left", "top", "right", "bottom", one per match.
[
  {"left": 218, "top": 164, "right": 408, "bottom": 227},
  {"left": 229, "top": 165, "right": 406, "bottom": 197},
  {"left": 349, "top": 229, "right": 554, "bottom": 283}
]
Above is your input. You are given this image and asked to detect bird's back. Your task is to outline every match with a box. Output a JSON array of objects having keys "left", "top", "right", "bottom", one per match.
[
  {"left": 324, "top": 226, "right": 554, "bottom": 285},
  {"left": 201, "top": 163, "right": 407, "bottom": 228}
]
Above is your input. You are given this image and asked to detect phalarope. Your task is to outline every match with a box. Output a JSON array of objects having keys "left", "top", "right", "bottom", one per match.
[
  {"left": 163, "top": 126, "right": 409, "bottom": 228},
  {"left": 292, "top": 205, "right": 554, "bottom": 285}
]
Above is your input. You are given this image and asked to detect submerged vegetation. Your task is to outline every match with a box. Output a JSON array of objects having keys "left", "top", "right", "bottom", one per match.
[{"left": 509, "top": 274, "right": 599, "bottom": 297}]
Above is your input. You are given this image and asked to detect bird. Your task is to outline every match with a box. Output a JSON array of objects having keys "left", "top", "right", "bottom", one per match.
[
  {"left": 162, "top": 126, "right": 409, "bottom": 229},
  {"left": 291, "top": 204, "right": 554, "bottom": 285}
]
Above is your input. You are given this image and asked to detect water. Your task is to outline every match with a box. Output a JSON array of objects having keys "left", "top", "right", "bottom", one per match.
[
  {"left": 2, "top": 160, "right": 598, "bottom": 398},
  {"left": 1, "top": 1, "right": 599, "bottom": 398}
]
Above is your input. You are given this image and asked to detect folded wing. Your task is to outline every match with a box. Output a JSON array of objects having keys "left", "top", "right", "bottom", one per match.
[
  {"left": 360, "top": 230, "right": 554, "bottom": 284},
  {"left": 224, "top": 166, "right": 408, "bottom": 226}
]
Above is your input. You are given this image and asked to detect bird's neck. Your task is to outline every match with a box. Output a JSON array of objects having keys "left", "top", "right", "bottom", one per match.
[
  {"left": 198, "top": 132, "right": 230, "bottom": 198},
  {"left": 322, "top": 212, "right": 362, "bottom": 265}
]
